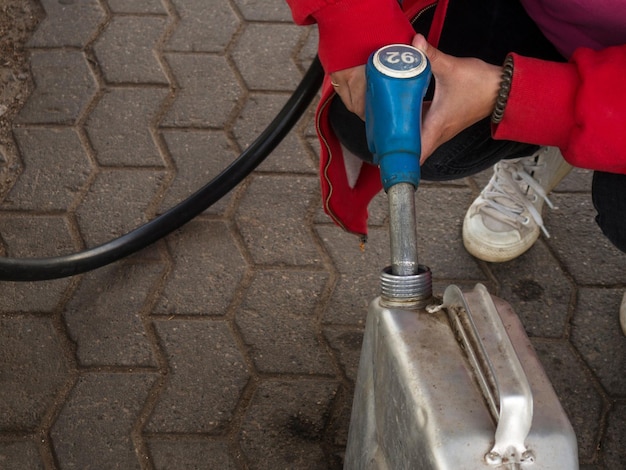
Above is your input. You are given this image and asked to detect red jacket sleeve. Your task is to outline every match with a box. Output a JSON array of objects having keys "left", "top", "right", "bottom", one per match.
[
  {"left": 493, "top": 45, "right": 626, "bottom": 174},
  {"left": 285, "top": 0, "right": 415, "bottom": 72}
]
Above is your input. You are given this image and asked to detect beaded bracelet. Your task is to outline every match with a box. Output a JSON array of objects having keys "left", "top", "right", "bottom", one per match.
[{"left": 492, "top": 55, "right": 514, "bottom": 124}]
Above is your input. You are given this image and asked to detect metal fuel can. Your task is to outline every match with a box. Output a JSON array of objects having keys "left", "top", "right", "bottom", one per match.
[{"left": 344, "top": 284, "right": 579, "bottom": 470}]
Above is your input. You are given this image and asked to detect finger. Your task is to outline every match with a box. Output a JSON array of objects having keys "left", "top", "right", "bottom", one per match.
[
  {"left": 419, "top": 103, "right": 443, "bottom": 163},
  {"left": 330, "top": 79, "right": 365, "bottom": 120},
  {"left": 412, "top": 33, "right": 445, "bottom": 75},
  {"left": 347, "top": 80, "right": 366, "bottom": 120},
  {"left": 411, "top": 33, "right": 428, "bottom": 52},
  {"left": 329, "top": 76, "right": 351, "bottom": 106}
]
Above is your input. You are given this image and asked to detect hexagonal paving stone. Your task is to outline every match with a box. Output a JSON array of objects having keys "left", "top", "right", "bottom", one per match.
[
  {"left": 153, "top": 220, "right": 246, "bottom": 316},
  {"left": 75, "top": 168, "right": 167, "bottom": 247},
  {"left": 546, "top": 193, "right": 626, "bottom": 285},
  {"left": 231, "top": 23, "right": 303, "bottom": 91},
  {"left": 165, "top": 0, "right": 240, "bottom": 52},
  {"left": 0, "top": 215, "right": 78, "bottom": 312},
  {"left": 86, "top": 87, "right": 169, "bottom": 167},
  {"left": 107, "top": 0, "right": 166, "bottom": 14},
  {"left": 320, "top": 385, "right": 354, "bottom": 453},
  {"left": 235, "top": 269, "right": 333, "bottom": 374},
  {"left": 240, "top": 379, "right": 340, "bottom": 469},
  {"left": 16, "top": 50, "right": 97, "bottom": 125},
  {"left": 603, "top": 401, "right": 626, "bottom": 469},
  {"left": 232, "top": 0, "right": 294, "bottom": 21},
  {"left": 232, "top": 93, "right": 316, "bottom": 174},
  {"left": 570, "top": 288, "right": 626, "bottom": 396},
  {"left": 235, "top": 174, "right": 323, "bottom": 266},
  {"left": 6, "top": 127, "right": 93, "bottom": 211},
  {"left": 323, "top": 328, "right": 364, "bottom": 383},
  {"left": 146, "top": 319, "right": 250, "bottom": 433},
  {"left": 531, "top": 339, "right": 605, "bottom": 462},
  {"left": 0, "top": 316, "right": 71, "bottom": 431},
  {"left": 315, "top": 225, "right": 389, "bottom": 326},
  {"left": 161, "top": 53, "right": 242, "bottom": 128},
  {"left": 93, "top": 15, "right": 169, "bottom": 84},
  {"left": 51, "top": 373, "right": 158, "bottom": 470},
  {"left": 414, "top": 185, "right": 486, "bottom": 280},
  {"left": 553, "top": 167, "right": 593, "bottom": 192},
  {"left": 0, "top": 440, "right": 44, "bottom": 469},
  {"left": 158, "top": 129, "right": 238, "bottom": 215},
  {"left": 489, "top": 240, "right": 574, "bottom": 338},
  {"left": 299, "top": 27, "right": 319, "bottom": 69},
  {"left": 63, "top": 262, "right": 164, "bottom": 367},
  {"left": 27, "top": 0, "right": 105, "bottom": 48},
  {"left": 146, "top": 438, "right": 236, "bottom": 469}
]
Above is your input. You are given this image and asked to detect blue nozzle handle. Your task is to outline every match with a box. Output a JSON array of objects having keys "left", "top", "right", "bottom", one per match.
[{"left": 365, "top": 44, "right": 431, "bottom": 191}]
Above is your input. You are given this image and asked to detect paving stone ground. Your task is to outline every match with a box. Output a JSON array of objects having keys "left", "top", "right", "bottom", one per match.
[{"left": 1, "top": 1, "right": 625, "bottom": 469}]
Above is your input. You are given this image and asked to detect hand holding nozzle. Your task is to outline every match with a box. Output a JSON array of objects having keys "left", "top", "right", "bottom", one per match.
[{"left": 365, "top": 45, "right": 431, "bottom": 278}]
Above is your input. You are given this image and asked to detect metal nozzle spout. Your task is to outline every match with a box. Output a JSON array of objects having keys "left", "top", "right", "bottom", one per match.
[{"left": 387, "top": 182, "right": 419, "bottom": 276}]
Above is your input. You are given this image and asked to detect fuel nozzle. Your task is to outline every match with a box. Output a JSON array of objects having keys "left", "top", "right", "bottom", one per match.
[
  {"left": 366, "top": 44, "right": 430, "bottom": 191},
  {"left": 365, "top": 44, "right": 432, "bottom": 308}
]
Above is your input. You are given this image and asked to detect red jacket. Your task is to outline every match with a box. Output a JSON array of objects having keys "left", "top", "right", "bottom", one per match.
[
  {"left": 493, "top": 46, "right": 626, "bottom": 174},
  {"left": 286, "top": 0, "right": 626, "bottom": 237}
]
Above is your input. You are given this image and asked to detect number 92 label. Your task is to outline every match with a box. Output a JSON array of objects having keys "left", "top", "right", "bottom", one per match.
[{"left": 373, "top": 44, "right": 428, "bottom": 78}]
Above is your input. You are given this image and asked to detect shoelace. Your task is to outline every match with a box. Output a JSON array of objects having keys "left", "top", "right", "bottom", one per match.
[{"left": 478, "top": 158, "right": 555, "bottom": 238}]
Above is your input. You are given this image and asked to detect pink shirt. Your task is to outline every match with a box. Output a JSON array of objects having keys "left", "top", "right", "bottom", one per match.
[{"left": 520, "top": 0, "right": 626, "bottom": 57}]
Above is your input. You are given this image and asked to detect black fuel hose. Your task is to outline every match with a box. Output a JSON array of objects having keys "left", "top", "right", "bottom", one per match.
[{"left": 0, "top": 57, "right": 324, "bottom": 282}]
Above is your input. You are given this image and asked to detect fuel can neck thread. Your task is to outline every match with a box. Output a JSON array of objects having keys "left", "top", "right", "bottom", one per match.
[{"left": 380, "top": 265, "right": 432, "bottom": 310}]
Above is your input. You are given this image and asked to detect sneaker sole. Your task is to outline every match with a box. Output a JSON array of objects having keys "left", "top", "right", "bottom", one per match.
[{"left": 462, "top": 215, "right": 540, "bottom": 263}]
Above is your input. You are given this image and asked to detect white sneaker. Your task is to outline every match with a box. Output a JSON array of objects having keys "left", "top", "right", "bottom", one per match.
[
  {"left": 463, "top": 147, "right": 573, "bottom": 262},
  {"left": 619, "top": 292, "right": 626, "bottom": 336}
]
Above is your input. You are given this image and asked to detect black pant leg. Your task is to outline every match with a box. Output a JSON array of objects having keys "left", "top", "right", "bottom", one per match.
[{"left": 592, "top": 171, "right": 626, "bottom": 253}]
